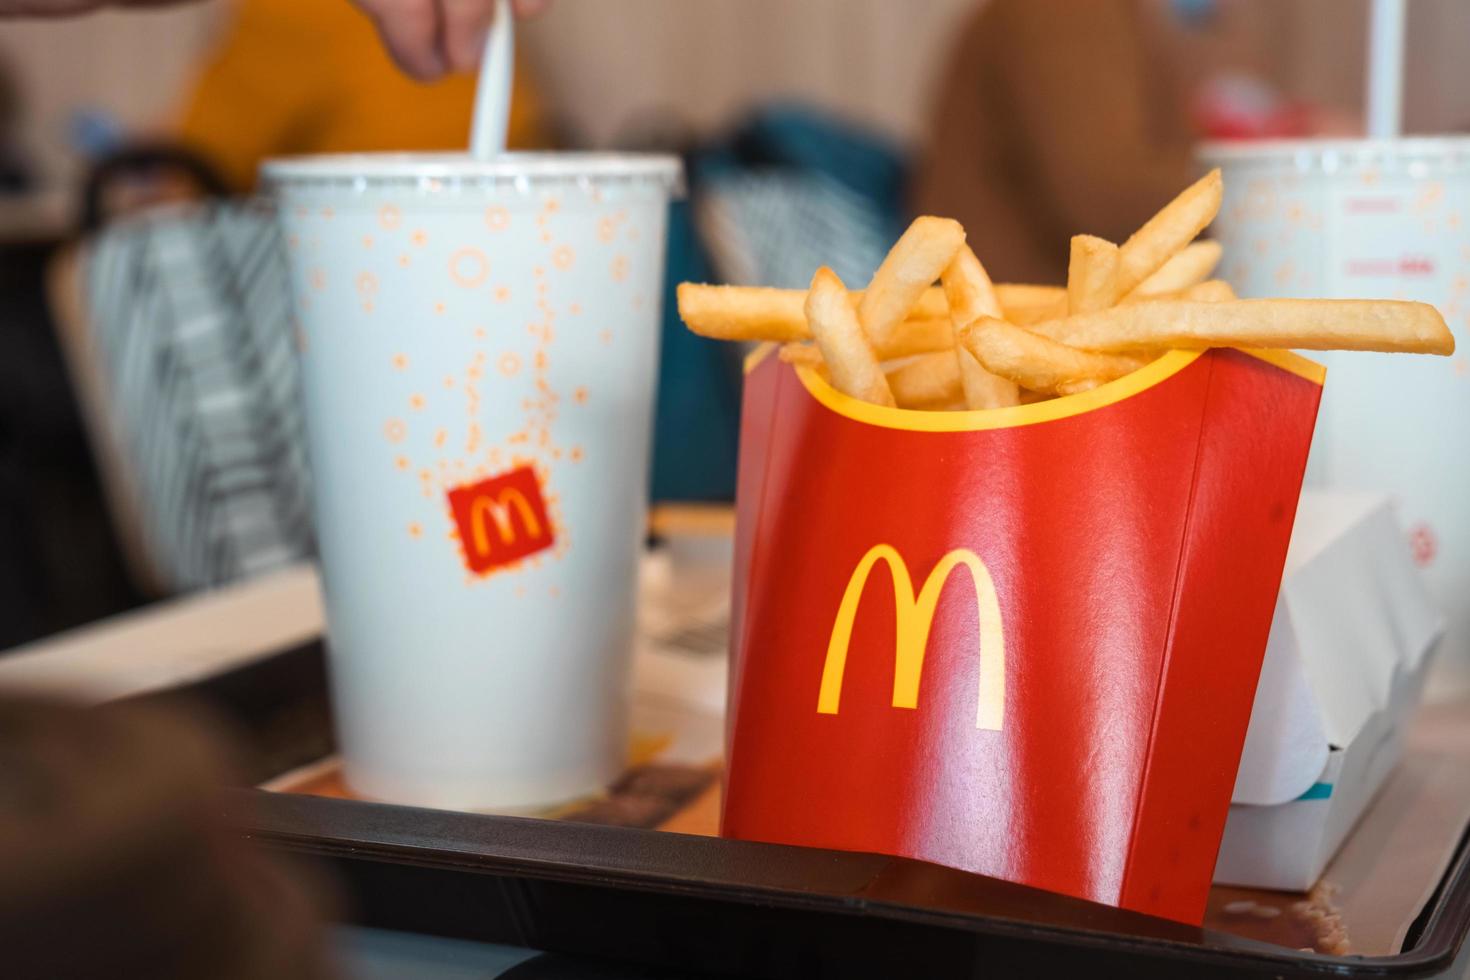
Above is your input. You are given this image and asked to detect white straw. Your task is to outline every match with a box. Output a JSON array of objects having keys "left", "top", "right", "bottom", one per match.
[
  {"left": 469, "top": 0, "right": 514, "bottom": 159},
  {"left": 1366, "top": 0, "right": 1406, "bottom": 139}
]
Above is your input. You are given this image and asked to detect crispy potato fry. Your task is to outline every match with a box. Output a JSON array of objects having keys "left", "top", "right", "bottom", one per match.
[
  {"left": 1029, "top": 299, "right": 1455, "bottom": 355},
  {"left": 908, "top": 287, "right": 951, "bottom": 320},
  {"left": 1181, "top": 278, "right": 1236, "bottom": 303},
  {"left": 943, "top": 245, "right": 1003, "bottom": 323},
  {"left": 886, "top": 351, "right": 963, "bottom": 408},
  {"left": 784, "top": 340, "right": 971, "bottom": 409},
  {"left": 1120, "top": 278, "right": 1236, "bottom": 306},
  {"left": 960, "top": 318, "right": 1152, "bottom": 396},
  {"left": 676, "top": 283, "right": 811, "bottom": 343},
  {"left": 1129, "top": 240, "right": 1222, "bottom": 297},
  {"left": 679, "top": 282, "right": 1067, "bottom": 341},
  {"left": 677, "top": 284, "right": 953, "bottom": 358},
  {"left": 1067, "top": 235, "right": 1122, "bottom": 314},
  {"left": 1003, "top": 298, "right": 1068, "bottom": 326},
  {"left": 1116, "top": 169, "right": 1223, "bottom": 297},
  {"left": 877, "top": 317, "right": 958, "bottom": 359},
  {"left": 858, "top": 216, "right": 966, "bottom": 352},
  {"left": 806, "top": 267, "right": 895, "bottom": 406},
  {"left": 942, "top": 245, "right": 1022, "bottom": 409},
  {"left": 778, "top": 343, "right": 823, "bottom": 368},
  {"left": 957, "top": 357, "right": 1026, "bottom": 408}
]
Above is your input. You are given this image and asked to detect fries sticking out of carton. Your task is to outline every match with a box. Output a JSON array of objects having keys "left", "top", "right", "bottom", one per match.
[{"left": 676, "top": 168, "right": 1454, "bottom": 410}]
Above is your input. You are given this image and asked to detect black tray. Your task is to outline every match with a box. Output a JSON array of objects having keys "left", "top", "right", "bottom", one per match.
[{"left": 162, "top": 641, "right": 1470, "bottom": 978}]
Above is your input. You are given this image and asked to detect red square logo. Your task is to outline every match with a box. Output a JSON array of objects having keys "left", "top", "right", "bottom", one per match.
[{"left": 446, "top": 465, "right": 555, "bottom": 575}]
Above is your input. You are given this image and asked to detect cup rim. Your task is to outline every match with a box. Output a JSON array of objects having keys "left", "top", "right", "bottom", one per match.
[
  {"left": 261, "top": 151, "right": 683, "bottom": 185},
  {"left": 1197, "top": 135, "right": 1470, "bottom": 162}
]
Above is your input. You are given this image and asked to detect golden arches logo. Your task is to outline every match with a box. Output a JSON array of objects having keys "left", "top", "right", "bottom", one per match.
[
  {"left": 468, "top": 489, "right": 543, "bottom": 555},
  {"left": 817, "top": 544, "right": 1005, "bottom": 731},
  {"left": 446, "top": 465, "right": 555, "bottom": 576}
]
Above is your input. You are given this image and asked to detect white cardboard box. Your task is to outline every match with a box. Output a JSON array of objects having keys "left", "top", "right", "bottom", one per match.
[{"left": 1213, "top": 492, "right": 1444, "bottom": 891}]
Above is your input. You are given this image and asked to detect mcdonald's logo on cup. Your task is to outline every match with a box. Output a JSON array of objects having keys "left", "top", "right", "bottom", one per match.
[
  {"left": 818, "top": 544, "right": 1005, "bottom": 731},
  {"left": 447, "top": 465, "right": 555, "bottom": 575}
]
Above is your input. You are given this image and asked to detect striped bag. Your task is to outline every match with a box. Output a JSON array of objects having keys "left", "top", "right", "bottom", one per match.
[{"left": 81, "top": 202, "right": 313, "bottom": 592}]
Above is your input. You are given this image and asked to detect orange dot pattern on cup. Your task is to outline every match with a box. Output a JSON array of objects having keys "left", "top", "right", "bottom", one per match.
[
  {"left": 449, "top": 248, "right": 489, "bottom": 288},
  {"left": 363, "top": 190, "right": 651, "bottom": 573}
]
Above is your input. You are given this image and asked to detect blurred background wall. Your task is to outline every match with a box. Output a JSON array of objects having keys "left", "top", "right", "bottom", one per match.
[
  {"left": 0, "top": 1, "right": 223, "bottom": 185},
  {"left": 6, "top": 0, "right": 1468, "bottom": 197}
]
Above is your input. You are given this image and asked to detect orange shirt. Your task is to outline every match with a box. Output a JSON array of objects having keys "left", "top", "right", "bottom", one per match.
[{"left": 175, "top": 0, "right": 550, "bottom": 191}]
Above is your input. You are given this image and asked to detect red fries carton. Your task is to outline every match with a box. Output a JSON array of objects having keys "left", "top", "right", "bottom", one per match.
[{"left": 721, "top": 345, "right": 1323, "bottom": 925}]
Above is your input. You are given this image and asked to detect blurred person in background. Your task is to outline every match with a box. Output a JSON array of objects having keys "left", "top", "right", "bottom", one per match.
[
  {"left": 915, "top": 0, "right": 1361, "bottom": 284},
  {"left": 174, "top": 0, "right": 553, "bottom": 193}
]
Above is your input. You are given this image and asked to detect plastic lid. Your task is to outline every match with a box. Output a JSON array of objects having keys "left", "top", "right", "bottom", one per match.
[{"left": 261, "top": 152, "right": 684, "bottom": 192}]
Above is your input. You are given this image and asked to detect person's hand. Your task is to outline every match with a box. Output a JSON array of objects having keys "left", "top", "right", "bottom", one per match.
[{"left": 352, "top": 0, "right": 549, "bottom": 81}]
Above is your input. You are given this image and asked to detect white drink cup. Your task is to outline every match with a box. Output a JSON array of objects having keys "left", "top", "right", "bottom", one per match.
[
  {"left": 1200, "top": 138, "right": 1470, "bottom": 692},
  {"left": 262, "top": 153, "right": 682, "bottom": 809}
]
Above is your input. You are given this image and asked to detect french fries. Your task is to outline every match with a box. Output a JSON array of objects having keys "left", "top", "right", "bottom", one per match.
[
  {"left": 960, "top": 318, "right": 1152, "bottom": 396},
  {"left": 677, "top": 284, "right": 953, "bottom": 359},
  {"left": 678, "top": 170, "right": 1451, "bottom": 415},
  {"left": 784, "top": 344, "right": 967, "bottom": 409},
  {"left": 805, "top": 267, "right": 895, "bottom": 406},
  {"left": 1116, "top": 169, "right": 1223, "bottom": 297},
  {"left": 942, "top": 246, "right": 1021, "bottom": 409},
  {"left": 778, "top": 343, "right": 823, "bottom": 369},
  {"left": 886, "top": 351, "right": 963, "bottom": 408},
  {"left": 1119, "top": 278, "right": 1236, "bottom": 305},
  {"left": 677, "top": 282, "right": 1065, "bottom": 344},
  {"left": 676, "top": 284, "right": 812, "bottom": 344},
  {"left": 858, "top": 216, "right": 966, "bottom": 354},
  {"left": 1129, "top": 240, "right": 1222, "bottom": 297},
  {"left": 1067, "top": 235, "right": 1122, "bottom": 314},
  {"left": 1029, "top": 299, "right": 1455, "bottom": 355}
]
